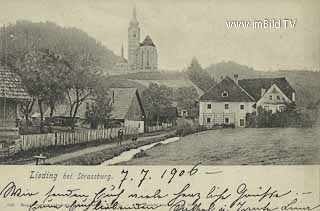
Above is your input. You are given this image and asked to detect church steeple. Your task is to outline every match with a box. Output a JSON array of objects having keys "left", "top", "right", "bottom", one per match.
[
  {"left": 130, "top": 5, "right": 139, "bottom": 26},
  {"left": 128, "top": 5, "right": 140, "bottom": 70}
]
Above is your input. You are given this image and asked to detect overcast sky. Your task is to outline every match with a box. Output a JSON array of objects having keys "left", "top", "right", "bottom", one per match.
[{"left": 0, "top": 0, "right": 319, "bottom": 71}]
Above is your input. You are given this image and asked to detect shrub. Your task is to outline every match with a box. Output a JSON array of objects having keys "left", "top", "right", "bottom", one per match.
[{"left": 176, "top": 122, "right": 196, "bottom": 137}]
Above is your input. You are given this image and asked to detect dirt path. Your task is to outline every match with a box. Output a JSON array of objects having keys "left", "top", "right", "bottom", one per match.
[{"left": 28, "top": 133, "right": 170, "bottom": 165}]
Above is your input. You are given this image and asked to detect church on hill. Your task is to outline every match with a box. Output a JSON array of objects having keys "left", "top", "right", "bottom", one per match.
[{"left": 115, "top": 6, "right": 158, "bottom": 73}]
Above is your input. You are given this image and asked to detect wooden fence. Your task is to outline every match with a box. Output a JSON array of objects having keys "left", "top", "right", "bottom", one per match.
[
  {"left": 148, "top": 123, "right": 173, "bottom": 132},
  {"left": 20, "top": 127, "right": 138, "bottom": 151}
]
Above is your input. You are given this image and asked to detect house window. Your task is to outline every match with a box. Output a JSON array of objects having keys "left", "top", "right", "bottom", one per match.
[
  {"left": 138, "top": 123, "right": 141, "bottom": 128},
  {"left": 240, "top": 119, "right": 245, "bottom": 127},
  {"left": 269, "top": 95, "right": 273, "bottom": 100},
  {"left": 240, "top": 104, "right": 244, "bottom": 110},
  {"left": 207, "top": 104, "right": 212, "bottom": 109},
  {"left": 225, "top": 104, "right": 229, "bottom": 110},
  {"left": 206, "top": 118, "right": 211, "bottom": 123},
  {"left": 279, "top": 106, "right": 285, "bottom": 112},
  {"left": 222, "top": 91, "right": 228, "bottom": 97},
  {"left": 277, "top": 95, "right": 281, "bottom": 100},
  {"left": 225, "top": 118, "right": 229, "bottom": 124}
]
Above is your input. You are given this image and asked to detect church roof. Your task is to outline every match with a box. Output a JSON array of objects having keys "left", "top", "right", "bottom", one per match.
[
  {"left": 140, "top": 35, "right": 156, "bottom": 47},
  {"left": 0, "top": 65, "right": 30, "bottom": 100}
]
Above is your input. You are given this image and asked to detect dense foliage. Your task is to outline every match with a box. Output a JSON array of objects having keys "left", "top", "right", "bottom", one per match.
[
  {"left": 254, "top": 105, "right": 313, "bottom": 128},
  {"left": 0, "top": 21, "right": 117, "bottom": 131},
  {"left": 185, "top": 57, "right": 216, "bottom": 91}
]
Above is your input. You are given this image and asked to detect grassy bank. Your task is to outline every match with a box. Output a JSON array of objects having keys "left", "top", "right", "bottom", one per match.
[
  {"left": 1, "top": 130, "right": 174, "bottom": 165},
  {"left": 55, "top": 133, "right": 174, "bottom": 165}
]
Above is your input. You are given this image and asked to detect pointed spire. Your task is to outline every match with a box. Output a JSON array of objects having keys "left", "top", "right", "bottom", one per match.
[
  {"left": 130, "top": 4, "right": 139, "bottom": 25},
  {"left": 133, "top": 4, "right": 137, "bottom": 19},
  {"left": 121, "top": 42, "right": 124, "bottom": 58}
]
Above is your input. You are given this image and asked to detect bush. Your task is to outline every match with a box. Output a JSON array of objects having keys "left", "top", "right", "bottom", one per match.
[
  {"left": 255, "top": 106, "right": 312, "bottom": 128},
  {"left": 176, "top": 122, "right": 196, "bottom": 137}
]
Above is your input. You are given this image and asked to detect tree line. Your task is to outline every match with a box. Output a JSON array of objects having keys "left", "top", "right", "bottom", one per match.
[{"left": 1, "top": 21, "right": 114, "bottom": 132}]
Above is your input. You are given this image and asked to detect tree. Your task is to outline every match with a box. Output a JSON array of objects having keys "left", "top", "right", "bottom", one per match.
[
  {"left": 185, "top": 57, "right": 215, "bottom": 91},
  {"left": 12, "top": 49, "right": 71, "bottom": 132},
  {"left": 174, "top": 87, "right": 199, "bottom": 110},
  {"left": 142, "top": 83, "right": 174, "bottom": 124},
  {"left": 85, "top": 95, "right": 112, "bottom": 129},
  {"left": 64, "top": 52, "right": 100, "bottom": 130},
  {"left": 19, "top": 96, "right": 36, "bottom": 126}
]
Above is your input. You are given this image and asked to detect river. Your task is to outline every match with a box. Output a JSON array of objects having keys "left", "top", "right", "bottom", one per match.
[{"left": 101, "top": 137, "right": 180, "bottom": 165}]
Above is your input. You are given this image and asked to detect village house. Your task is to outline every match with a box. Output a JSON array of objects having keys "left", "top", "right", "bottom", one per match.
[
  {"left": 0, "top": 65, "right": 30, "bottom": 150},
  {"left": 199, "top": 75, "right": 296, "bottom": 128},
  {"left": 108, "top": 88, "right": 146, "bottom": 133},
  {"left": 238, "top": 77, "right": 296, "bottom": 113}
]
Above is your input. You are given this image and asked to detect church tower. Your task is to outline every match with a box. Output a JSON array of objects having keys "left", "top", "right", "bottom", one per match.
[{"left": 128, "top": 5, "right": 140, "bottom": 70}]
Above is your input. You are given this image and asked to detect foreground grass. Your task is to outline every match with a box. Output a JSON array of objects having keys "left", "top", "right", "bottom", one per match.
[{"left": 124, "top": 127, "right": 320, "bottom": 165}]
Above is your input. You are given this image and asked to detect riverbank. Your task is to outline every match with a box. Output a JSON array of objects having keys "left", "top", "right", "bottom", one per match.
[
  {"left": 0, "top": 129, "right": 175, "bottom": 165},
  {"left": 54, "top": 130, "right": 176, "bottom": 165}
]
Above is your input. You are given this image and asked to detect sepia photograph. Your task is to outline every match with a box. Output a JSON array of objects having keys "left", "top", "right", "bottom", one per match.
[{"left": 0, "top": 0, "right": 319, "bottom": 166}]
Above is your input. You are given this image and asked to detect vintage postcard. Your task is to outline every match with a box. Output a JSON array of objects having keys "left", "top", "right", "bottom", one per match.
[{"left": 0, "top": 0, "right": 319, "bottom": 210}]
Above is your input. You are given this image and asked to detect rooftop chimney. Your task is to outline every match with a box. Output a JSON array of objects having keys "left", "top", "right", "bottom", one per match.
[
  {"left": 234, "top": 74, "right": 239, "bottom": 85},
  {"left": 292, "top": 92, "right": 296, "bottom": 102}
]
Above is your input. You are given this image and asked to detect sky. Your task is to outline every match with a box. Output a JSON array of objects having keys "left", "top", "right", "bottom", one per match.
[{"left": 0, "top": 0, "right": 319, "bottom": 71}]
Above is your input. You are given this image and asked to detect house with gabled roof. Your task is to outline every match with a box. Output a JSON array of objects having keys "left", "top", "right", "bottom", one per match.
[
  {"left": 199, "top": 75, "right": 296, "bottom": 128},
  {"left": 238, "top": 77, "right": 296, "bottom": 113},
  {"left": 109, "top": 88, "right": 146, "bottom": 133},
  {"left": 0, "top": 65, "right": 30, "bottom": 148}
]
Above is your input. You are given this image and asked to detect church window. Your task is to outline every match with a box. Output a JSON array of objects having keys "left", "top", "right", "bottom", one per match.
[
  {"left": 141, "top": 51, "right": 144, "bottom": 68},
  {"left": 147, "top": 50, "right": 150, "bottom": 66}
]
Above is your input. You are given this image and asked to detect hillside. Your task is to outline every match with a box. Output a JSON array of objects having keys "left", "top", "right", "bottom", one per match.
[
  {"left": 1, "top": 20, "right": 120, "bottom": 72},
  {"left": 205, "top": 61, "right": 320, "bottom": 109},
  {"left": 106, "top": 71, "right": 204, "bottom": 96}
]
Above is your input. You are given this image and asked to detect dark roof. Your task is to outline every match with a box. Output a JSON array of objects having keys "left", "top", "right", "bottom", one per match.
[
  {"left": 238, "top": 77, "right": 295, "bottom": 101},
  {"left": 110, "top": 88, "right": 145, "bottom": 119},
  {"left": 199, "top": 76, "right": 255, "bottom": 102},
  {"left": 0, "top": 66, "right": 30, "bottom": 100},
  {"left": 140, "top": 35, "right": 156, "bottom": 47},
  {"left": 159, "top": 107, "right": 178, "bottom": 118}
]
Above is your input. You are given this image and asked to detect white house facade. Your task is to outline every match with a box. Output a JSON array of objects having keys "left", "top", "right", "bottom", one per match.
[
  {"left": 199, "top": 76, "right": 256, "bottom": 128},
  {"left": 256, "top": 84, "right": 293, "bottom": 113},
  {"left": 199, "top": 75, "right": 296, "bottom": 128}
]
